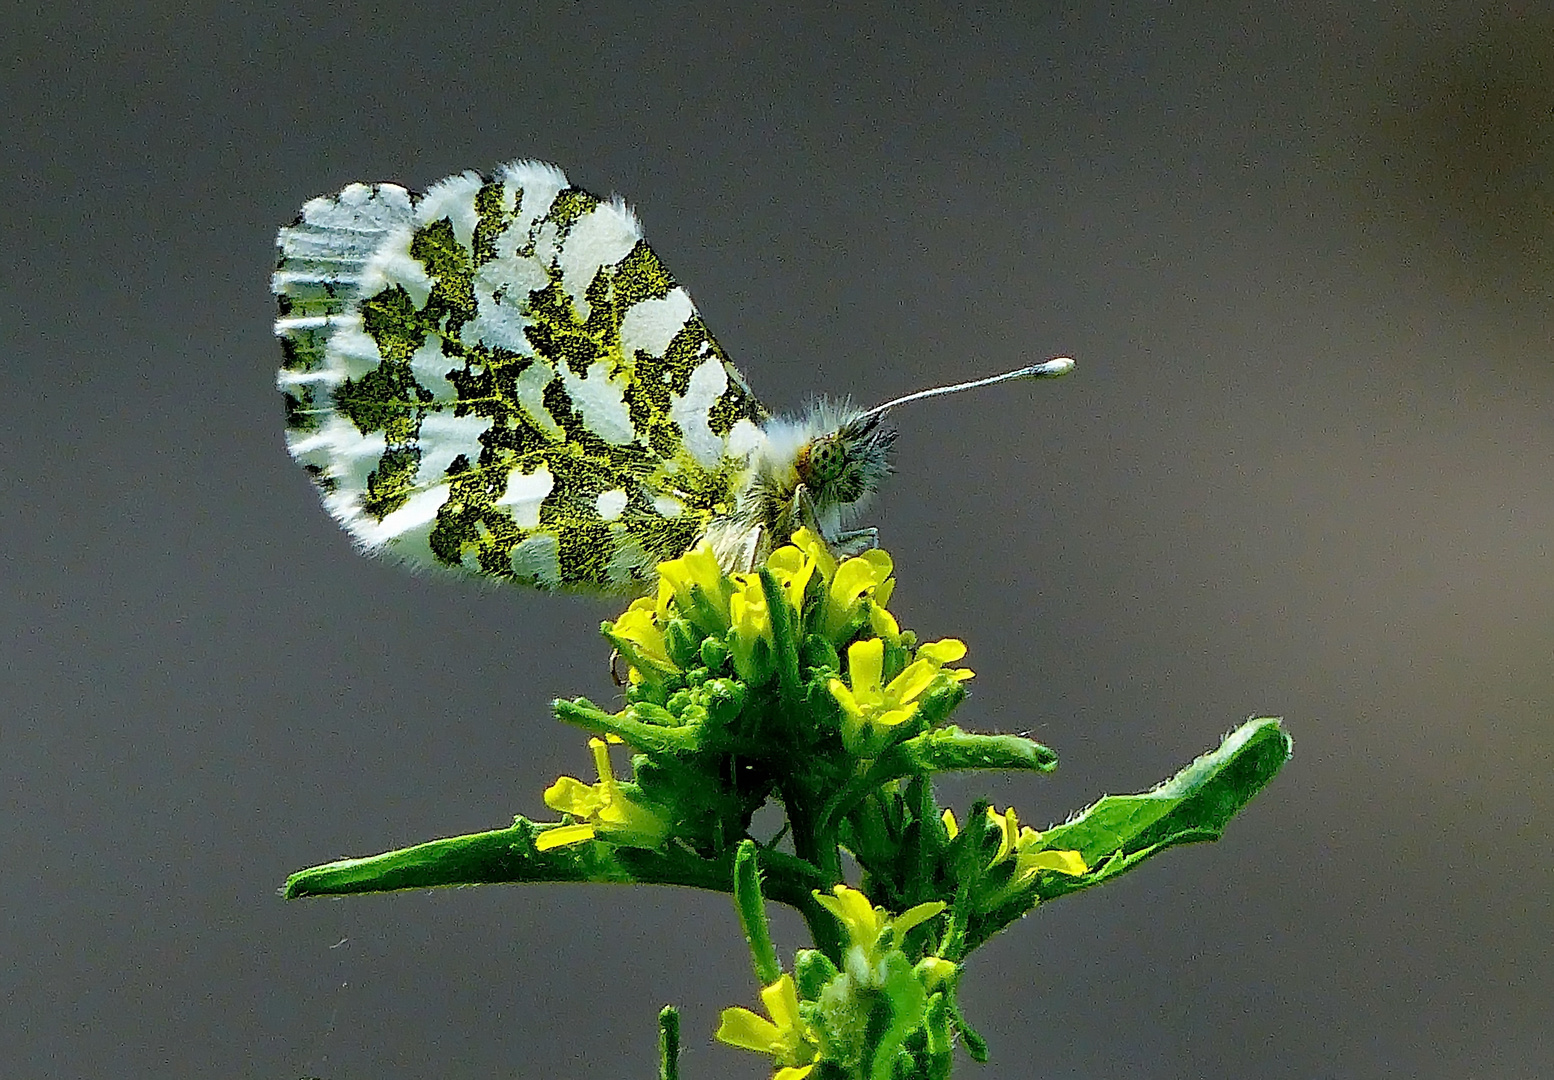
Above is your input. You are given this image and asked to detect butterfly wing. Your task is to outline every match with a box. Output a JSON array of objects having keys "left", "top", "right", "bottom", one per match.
[{"left": 274, "top": 161, "right": 768, "bottom": 594}]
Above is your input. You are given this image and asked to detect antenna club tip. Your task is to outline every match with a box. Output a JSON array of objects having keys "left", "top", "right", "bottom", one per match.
[{"left": 1037, "top": 356, "right": 1075, "bottom": 377}]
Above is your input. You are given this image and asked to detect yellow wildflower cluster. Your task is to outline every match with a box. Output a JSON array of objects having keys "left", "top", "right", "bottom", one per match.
[
  {"left": 717, "top": 885, "right": 958, "bottom": 1079},
  {"left": 605, "top": 530, "right": 974, "bottom": 749},
  {"left": 609, "top": 529, "right": 907, "bottom": 685}
]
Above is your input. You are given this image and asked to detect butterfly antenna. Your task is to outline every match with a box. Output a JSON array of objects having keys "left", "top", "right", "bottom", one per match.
[{"left": 854, "top": 356, "right": 1075, "bottom": 423}]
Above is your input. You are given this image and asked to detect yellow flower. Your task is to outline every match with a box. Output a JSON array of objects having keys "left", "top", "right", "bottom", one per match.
[
  {"left": 715, "top": 973, "right": 820, "bottom": 1076},
  {"left": 944, "top": 805, "right": 1088, "bottom": 900},
  {"left": 813, "top": 885, "right": 949, "bottom": 990},
  {"left": 820, "top": 549, "right": 894, "bottom": 640},
  {"left": 536, "top": 739, "right": 670, "bottom": 851},
  {"left": 789, "top": 527, "right": 837, "bottom": 584},
  {"left": 655, "top": 543, "right": 731, "bottom": 631},
  {"left": 765, "top": 543, "right": 819, "bottom": 614},
  {"left": 827, "top": 639, "right": 954, "bottom": 749},
  {"left": 605, "top": 596, "right": 676, "bottom": 682},
  {"left": 814, "top": 885, "right": 945, "bottom": 953},
  {"left": 727, "top": 573, "right": 775, "bottom": 683}
]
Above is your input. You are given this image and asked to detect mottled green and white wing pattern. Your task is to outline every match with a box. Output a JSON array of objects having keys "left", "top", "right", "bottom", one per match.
[{"left": 274, "top": 161, "right": 768, "bottom": 594}]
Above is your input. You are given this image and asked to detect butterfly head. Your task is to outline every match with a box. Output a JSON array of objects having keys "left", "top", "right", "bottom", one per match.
[{"left": 795, "top": 410, "right": 896, "bottom": 513}]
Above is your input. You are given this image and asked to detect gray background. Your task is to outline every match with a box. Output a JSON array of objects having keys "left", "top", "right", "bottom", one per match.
[{"left": 4, "top": 1, "right": 1551, "bottom": 1077}]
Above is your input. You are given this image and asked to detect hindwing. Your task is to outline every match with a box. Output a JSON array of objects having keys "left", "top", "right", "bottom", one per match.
[{"left": 274, "top": 161, "right": 767, "bottom": 593}]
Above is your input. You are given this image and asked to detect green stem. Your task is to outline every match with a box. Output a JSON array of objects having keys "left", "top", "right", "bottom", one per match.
[
  {"left": 734, "top": 841, "right": 783, "bottom": 985},
  {"left": 658, "top": 1006, "right": 680, "bottom": 1080}
]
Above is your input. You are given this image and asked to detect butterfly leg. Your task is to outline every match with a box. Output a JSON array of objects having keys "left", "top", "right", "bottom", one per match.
[
  {"left": 827, "top": 527, "right": 879, "bottom": 557},
  {"left": 786, "top": 487, "right": 878, "bottom": 558}
]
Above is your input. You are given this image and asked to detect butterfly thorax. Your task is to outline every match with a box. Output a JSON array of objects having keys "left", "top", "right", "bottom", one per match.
[{"left": 706, "top": 402, "right": 896, "bottom": 570}]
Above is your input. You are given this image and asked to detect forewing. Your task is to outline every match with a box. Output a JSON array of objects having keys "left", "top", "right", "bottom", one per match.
[{"left": 274, "top": 161, "right": 767, "bottom": 594}]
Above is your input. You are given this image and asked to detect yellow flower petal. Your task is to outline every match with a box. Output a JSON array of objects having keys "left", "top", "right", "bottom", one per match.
[
  {"left": 766, "top": 546, "right": 817, "bottom": 611},
  {"left": 845, "top": 638, "right": 885, "bottom": 697},
  {"left": 823, "top": 552, "right": 894, "bottom": 638},
  {"left": 774, "top": 1065, "right": 817, "bottom": 1080},
  {"left": 759, "top": 974, "right": 804, "bottom": 1035},
  {"left": 1022, "top": 849, "right": 1088, "bottom": 876},
  {"left": 942, "top": 808, "right": 959, "bottom": 839},
  {"left": 872, "top": 575, "right": 895, "bottom": 610},
  {"left": 892, "top": 900, "right": 947, "bottom": 938},
  {"left": 826, "top": 678, "right": 863, "bottom": 722},
  {"left": 874, "top": 706, "right": 917, "bottom": 729},
  {"left": 856, "top": 548, "right": 893, "bottom": 580},
  {"left": 884, "top": 658, "right": 940, "bottom": 706},
  {"left": 715, "top": 1006, "right": 783, "bottom": 1053},
  {"left": 657, "top": 543, "right": 730, "bottom": 627},
  {"left": 730, "top": 577, "right": 771, "bottom": 637},
  {"left": 543, "top": 776, "right": 604, "bottom": 816},
  {"left": 766, "top": 545, "right": 807, "bottom": 575},
  {"left": 790, "top": 528, "right": 836, "bottom": 582},
  {"left": 868, "top": 602, "right": 901, "bottom": 642},
  {"left": 588, "top": 738, "right": 616, "bottom": 785},
  {"left": 815, "top": 885, "right": 885, "bottom": 948},
  {"left": 915, "top": 638, "right": 967, "bottom": 665},
  {"left": 988, "top": 806, "right": 1019, "bottom": 862},
  {"left": 830, "top": 556, "right": 884, "bottom": 608},
  {"left": 535, "top": 822, "right": 596, "bottom": 851}
]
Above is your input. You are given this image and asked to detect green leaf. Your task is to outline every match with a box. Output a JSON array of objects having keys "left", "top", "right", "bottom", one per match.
[
  {"left": 967, "top": 717, "right": 1291, "bottom": 949},
  {"left": 282, "top": 818, "right": 631, "bottom": 897},
  {"left": 282, "top": 816, "right": 826, "bottom": 902}
]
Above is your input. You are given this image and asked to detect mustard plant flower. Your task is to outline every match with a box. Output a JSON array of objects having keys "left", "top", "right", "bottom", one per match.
[
  {"left": 765, "top": 542, "right": 819, "bottom": 614},
  {"left": 828, "top": 639, "right": 901, "bottom": 746},
  {"left": 813, "top": 884, "right": 949, "bottom": 989},
  {"left": 789, "top": 527, "right": 837, "bottom": 583},
  {"left": 537, "top": 738, "right": 670, "bottom": 851},
  {"left": 943, "top": 805, "right": 1088, "bottom": 905},
  {"left": 814, "top": 885, "right": 945, "bottom": 953},
  {"left": 715, "top": 973, "right": 820, "bottom": 1078},
  {"left": 604, "top": 596, "right": 677, "bottom": 684},
  {"left": 727, "top": 572, "right": 775, "bottom": 684},
  {"left": 656, "top": 543, "right": 732, "bottom": 633},
  {"left": 819, "top": 549, "right": 895, "bottom": 641},
  {"left": 827, "top": 637, "right": 969, "bottom": 750}
]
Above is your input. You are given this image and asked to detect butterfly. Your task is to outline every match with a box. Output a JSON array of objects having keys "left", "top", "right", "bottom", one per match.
[{"left": 273, "top": 160, "right": 1071, "bottom": 594}]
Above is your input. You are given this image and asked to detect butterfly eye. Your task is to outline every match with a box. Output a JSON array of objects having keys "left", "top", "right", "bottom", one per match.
[
  {"left": 802, "top": 438, "right": 850, "bottom": 487},
  {"left": 797, "top": 435, "right": 874, "bottom": 507}
]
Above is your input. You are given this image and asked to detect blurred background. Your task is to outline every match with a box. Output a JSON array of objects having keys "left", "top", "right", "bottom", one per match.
[{"left": 4, "top": 2, "right": 1550, "bottom": 1077}]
